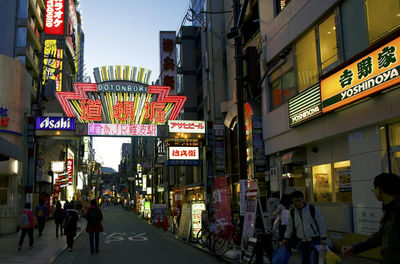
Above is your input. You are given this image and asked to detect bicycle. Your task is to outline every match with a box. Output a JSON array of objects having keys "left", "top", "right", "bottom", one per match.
[{"left": 242, "top": 228, "right": 280, "bottom": 263}]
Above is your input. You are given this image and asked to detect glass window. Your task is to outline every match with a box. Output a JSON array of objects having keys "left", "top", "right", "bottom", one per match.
[
  {"left": 318, "top": 14, "right": 338, "bottom": 70},
  {"left": 16, "top": 27, "right": 27, "bottom": 47},
  {"left": 18, "top": 0, "right": 28, "bottom": 19},
  {"left": 365, "top": 0, "right": 400, "bottom": 43},
  {"left": 334, "top": 161, "right": 352, "bottom": 203},
  {"left": 390, "top": 122, "right": 400, "bottom": 175},
  {"left": 296, "top": 30, "right": 319, "bottom": 92},
  {"left": 18, "top": 56, "right": 26, "bottom": 65},
  {"left": 282, "top": 71, "right": 296, "bottom": 103},
  {"left": 270, "top": 79, "right": 282, "bottom": 110},
  {"left": 312, "top": 164, "right": 332, "bottom": 202}
]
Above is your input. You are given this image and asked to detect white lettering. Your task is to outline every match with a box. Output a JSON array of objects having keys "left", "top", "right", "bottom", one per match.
[{"left": 390, "top": 68, "right": 399, "bottom": 79}]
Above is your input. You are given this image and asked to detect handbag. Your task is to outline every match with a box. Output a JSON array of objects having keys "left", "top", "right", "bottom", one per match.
[{"left": 272, "top": 246, "right": 291, "bottom": 264}]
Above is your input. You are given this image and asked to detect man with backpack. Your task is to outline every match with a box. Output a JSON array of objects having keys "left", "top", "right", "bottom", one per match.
[
  {"left": 282, "top": 191, "right": 327, "bottom": 264},
  {"left": 18, "top": 203, "right": 35, "bottom": 251},
  {"left": 86, "top": 199, "right": 103, "bottom": 255},
  {"left": 35, "top": 198, "right": 48, "bottom": 236}
]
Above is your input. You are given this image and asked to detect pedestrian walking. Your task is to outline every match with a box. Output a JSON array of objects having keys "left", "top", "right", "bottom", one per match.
[
  {"left": 86, "top": 199, "right": 103, "bottom": 255},
  {"left": 282, "top": 191, "right": 328, "bottom": 264},
  {"left": 35, "top": 198, "right": 48, "bottom": 236},
  {"left": 272, "top": 194, "right": 291, "bottom": 241},
  {"left": 63, "top": 202, "right": 79, "bottom": 252},
  {"left": 54, "top": 201, "right": 65, "bottom": 238},
  {"left": 267, "top": 191, "right": 280, "bottom": 227},
  {"left": 341, "top": 172, "right": 400, "bottom": 264},
  {"left": 18, "top": 203, "right": 35, "bottom": 251}
]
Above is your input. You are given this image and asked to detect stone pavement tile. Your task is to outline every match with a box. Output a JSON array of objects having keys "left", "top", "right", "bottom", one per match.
[
  {"left": 288, "top": 251, "right": 379, "bottom": 264},
  {"left": 0, "top": 219, "right": 86, "bottom": 264}
]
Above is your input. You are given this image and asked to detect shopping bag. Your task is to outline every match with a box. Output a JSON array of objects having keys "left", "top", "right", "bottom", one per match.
[
  {"left": 326, "top": 250, "right": 341, "bottom": 264},
  {"left": 272, "top": 246, "right": 291, "bottom": 264}
]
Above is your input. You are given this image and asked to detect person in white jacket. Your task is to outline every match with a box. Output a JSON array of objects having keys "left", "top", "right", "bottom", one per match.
[{"left": 282, "top": 191, "right": 327, "bottom": 264}]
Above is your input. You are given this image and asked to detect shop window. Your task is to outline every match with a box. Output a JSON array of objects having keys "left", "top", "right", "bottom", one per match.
[
  {"left": 334, "top": 161, "right": 352, "bottom": 203},
  {"left": 276, "top": 0, "right": 291, "bottom": 15},
  {"left": 296, "top": 29, "right": 319, "bottom": 92},
  {"left": 390, "top": 122, "right": 400, "bottom": 175},
  {"left": 312, "top": 164, "right": 332, "bottom": 202},
  {"left": 318, "top": 14, "right": 339, "bottom": 70},
  {"left": 0, "top": 175, "right": 9, "bottom": 216},
  {"left": 16, "top": 27, "right": 27, "bottom": 47},
  {"left": 365, "top": 0, "right": 400, "bottom": 43},
  {"left": 295, "top": 13, "right": 339, "bottom": 92}
]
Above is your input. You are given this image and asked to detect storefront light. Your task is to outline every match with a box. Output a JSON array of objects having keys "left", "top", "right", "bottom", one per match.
[{"left": 13, "top": 160, "right": 19, "bottom": 174}]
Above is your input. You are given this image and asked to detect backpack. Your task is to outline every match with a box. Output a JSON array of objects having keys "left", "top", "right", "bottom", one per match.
[
  {"left": 290, "top": 204, "right": 318, "bottom": 245},
  {"left": 63, "top": 212, "right": 73, "bottom": 229},
  {"left": 37, "top": 207, "right": 44, "bottom": 217},
  {"left": 87, "top": 208, "right": 99, "bottom": 226},
  {"left": 20, "top": 212, "right": 30, "bottom": 228}
]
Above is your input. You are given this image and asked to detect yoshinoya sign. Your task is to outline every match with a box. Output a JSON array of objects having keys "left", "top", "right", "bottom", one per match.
[
  {"left": 168, "top": 120, "right": 205, "bottom": 133},
  {"left": 36, "top": 117, "right": 76, "bottom": 130},
  {"left": 288, "top": 84, "right": 322, "bottom": 127},
  {"left": 321, "top": 36, "right": 400, "bottom": 113},
  {"left": 88, "top": 123, "right": 157, "bottom": 137}
]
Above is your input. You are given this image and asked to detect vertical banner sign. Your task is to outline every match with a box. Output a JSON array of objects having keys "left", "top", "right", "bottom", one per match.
[
  {"left": 191, "top": 202, "right": 206, "bottom": 240},
  {"left": 239, "top": 180, "right": 247, "bottom": 216},
  {"left": 160, "top": 31, "right": 177, "bottom": 93},
  {"left": 251, "top": 116, "right": 267, "bottom": 198},
  {"left": 66, "top": 159, "right": 73, "bottom": 185},
  {"left": 214, "top": 124, "right": 225, "bottom": 174},
  {"left": 67, "top": 0, "right": 78, "bottom": 71},
  {"left": 45, "top": 0, "right": 64, "bottom": 35},
  {"left": 43, "top": 40, "right": 63, "bottom": 91},
  {"left": 242, "top": 188, "right": 258, "bottom": 240},
  {"left": 213, "top": 177, "right": 233, "bottom": 239}
]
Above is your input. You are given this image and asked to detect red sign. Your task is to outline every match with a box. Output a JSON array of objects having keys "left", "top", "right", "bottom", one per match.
[
  {"left": 213, "top": 177, "right": 233, "bottom": 239},
  {"left": 0, "top": 107, "right": 9, "bottom": 126},
  {"left": 45, "top": 0, "right": 64, "bottom": 35},
  {"left": 66, "top": 159, "right": 73, "bottom": 185}
]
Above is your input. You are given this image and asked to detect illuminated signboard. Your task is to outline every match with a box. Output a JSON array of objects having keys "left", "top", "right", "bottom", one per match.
[
  {"left": 160, "top": 31, "right": 177, "bottom": 92},
  {"left": 0, "top": 106, "right": 9, "bottom": 127},
  {"left": 168, "top": 146, "right": 199, "bottom": 160},
  {"left": 88, "top": 123, "right": 157, "bottom": 137},
  {"left": 288, "top": 84, "right": 322, "bottom": 127},
  {"left": 56, "top": 81, "right": 186, "bottom": 125},
  {"left": 168, "top": 120, "right": 205, "bottom": 133},
  {"left": 51, "top": 161, "right": 65, "bottom": 172},
  {"left": 45, "top": 0, "right": 64, "bottom": 35},
  {"left": 321, "top": 36, "right": 400, "bottom": 113},
  {"left": 66, "top": 159, "right": 73, "bottom": 185},
  {"left": 43, "top": 40, "right": 63, "bottom": 91},
  {"left": 36, "top": 117, "right": 75, "bottom": 130}
]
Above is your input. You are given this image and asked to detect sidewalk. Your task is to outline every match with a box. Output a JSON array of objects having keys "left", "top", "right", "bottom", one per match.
[{"left": 0, "top": 218, "right": 86, "bottom": 264}]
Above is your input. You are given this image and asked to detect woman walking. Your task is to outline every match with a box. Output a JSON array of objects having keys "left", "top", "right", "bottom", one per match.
[
  {"left": 86, "top": 199, "right": 103, "bottom": 255},
  {"left": 63, "top": 202, "right": 79, "bottom": 252},
  {"left": 54, "top": 201, "right": 65, "bottom": 238},
  {"left": 18, "top": 203, "right": 35, "bottom": 251}
]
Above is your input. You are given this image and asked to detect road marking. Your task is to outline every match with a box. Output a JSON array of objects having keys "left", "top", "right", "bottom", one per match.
[{"left": 104, "top": 232, "right": 148, "bottom": 243}]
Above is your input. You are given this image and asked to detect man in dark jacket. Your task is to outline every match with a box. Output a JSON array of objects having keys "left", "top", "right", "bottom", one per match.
[
  {"left": 35, "top": 198, "right": 48, "bottom": 236},
  {"left": 86, "top": 199, "right": 103, "bottom": 255},
  {"left": 64, "top": 202, "right": 79, "bottom": 252},
  {"left": 342, "top": 172, "right": 400, "bottom": 264},
  {"left": 54, "top": 201, "right": 65, "bottom": 238}
]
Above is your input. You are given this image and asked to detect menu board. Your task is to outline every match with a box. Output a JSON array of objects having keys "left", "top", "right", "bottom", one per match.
[
  {"left": 177, "top": 203, "right": 191, "bottom": 241},
  {"left": 191, "top": 202, "right": 206, "bottom": 239}
]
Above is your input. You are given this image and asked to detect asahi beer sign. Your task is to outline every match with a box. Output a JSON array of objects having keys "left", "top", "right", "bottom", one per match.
[
  {"left": 168, "top": 120, "right": 205, "bottom": 133},
  {"left": 288, "top": 84, "right": 322, "bottom": 127},
  {"left": 321, "top": 36, "right": 400, "bottom": 113},
  {"left": 36, "top": 117, "right": 76, "bottom": 130}
]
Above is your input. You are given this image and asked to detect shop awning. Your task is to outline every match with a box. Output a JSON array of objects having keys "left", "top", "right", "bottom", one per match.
[{"left": 0, "top": 137, "right": 23, "bottom": 161}]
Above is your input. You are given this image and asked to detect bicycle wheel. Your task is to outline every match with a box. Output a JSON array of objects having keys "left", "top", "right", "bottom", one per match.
[
  {"left": 197, "top": 227, "right": 209, "bottom": 246},
  {"left": 206, "top": 231, "right": 216, "bottom": 251},
  {"left": 212, "top": 235, "right": 230, "bottom": 256}
]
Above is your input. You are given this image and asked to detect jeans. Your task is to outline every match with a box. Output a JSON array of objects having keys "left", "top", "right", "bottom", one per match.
[
  {"left": 89, "top": 232, "right": 99, "bottom": 252},
  {"left": 66, "top": 234, "right": 74, "bottom": 249},
  {"left": 298, "top": 238, "right": 320, "bottom": 264},
  {"left": 19, "top": 228, "right": 33, "bottom": 247},
  {"left": 37, "top": 217, "right": 46, "bottom": 235}
]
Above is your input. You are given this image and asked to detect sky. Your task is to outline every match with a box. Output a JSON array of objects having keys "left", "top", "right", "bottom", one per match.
[{"left": 80, "top": 0, "right": 190, "bottom": 170}]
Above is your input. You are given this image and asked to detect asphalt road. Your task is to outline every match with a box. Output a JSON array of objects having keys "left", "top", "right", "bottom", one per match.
[{"left": 54, "top": 206, "right": 225, "bottom": 264}]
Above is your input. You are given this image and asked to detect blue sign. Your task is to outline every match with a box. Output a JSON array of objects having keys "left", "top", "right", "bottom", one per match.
[
  {"left": 35, "top": 117, "right": 76, "bottom": 130},
  {"left": 166, "top": 160, "right": 202, "bottom": 166}
]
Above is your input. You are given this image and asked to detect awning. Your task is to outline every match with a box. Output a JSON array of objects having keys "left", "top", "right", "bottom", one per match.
[{"left": 0, "top": 137, "right": 23, "bottom": 161}]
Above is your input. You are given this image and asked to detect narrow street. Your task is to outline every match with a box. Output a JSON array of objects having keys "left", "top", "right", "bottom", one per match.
[{"left": 54, "top": 206, "right": 224, "bottom": 264}]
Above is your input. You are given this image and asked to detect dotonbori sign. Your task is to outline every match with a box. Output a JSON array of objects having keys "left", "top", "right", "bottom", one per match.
[
  {"left": 45, "top": 0, "right": 64, "bottom": 35},
  {"left": 36, "top": 117, "right": 76, "bottom": 130},
  {"left": 168, "top": 120, "right": 205, "bottom": 133},
  {"left": 56, "top": 82, "right": 186, "bottom": 125},
  {"left": 321, "top": 36, "right": 400, "bottom": 113},
  {"left": 288, "top": 84, "right": 322, "bottom": 127}
]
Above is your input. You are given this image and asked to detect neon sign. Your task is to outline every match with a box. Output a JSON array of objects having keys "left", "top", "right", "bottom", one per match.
[
  {"left": 168, "top": 146, "right": 199, "bottom": 160},
  {"left": 168, "top": 120, "right": 205, "bottom": 133},
  {"left": 66, "top": 159, "right": 73, "bottom": 185},
  {"left": 88, "top": 123, "right": 157, "bottom": 137},
  {"left": 56, "top": 82, "right": 186, "bottom": 125},
  {"left": 45, "top": 0, "right": 64, "bottom": 35}
]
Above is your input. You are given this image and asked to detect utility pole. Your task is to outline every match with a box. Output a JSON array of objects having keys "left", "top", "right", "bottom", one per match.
[{"left": 232, "top": 0, "right": 247, "bottom": 181}]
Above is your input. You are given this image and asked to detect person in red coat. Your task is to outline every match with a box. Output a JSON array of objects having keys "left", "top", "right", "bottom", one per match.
[
  {"left": 86, "top": 199, "right": 103, "bottom": 254},
  {"left": 18, "top": 203, "right": 35, "bottom": 250}
]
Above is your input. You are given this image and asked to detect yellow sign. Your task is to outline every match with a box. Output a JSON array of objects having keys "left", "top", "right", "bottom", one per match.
[
  {"left": 321, "top": 36, "right": 400, "bottom": 113},
  {"left": 42, "top": 39, "right": 63, "bottom": 91}
]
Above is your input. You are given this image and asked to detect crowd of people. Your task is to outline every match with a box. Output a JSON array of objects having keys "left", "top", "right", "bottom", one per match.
[{"left": 18, "top": 198, "right": 104, "bottom": 255}]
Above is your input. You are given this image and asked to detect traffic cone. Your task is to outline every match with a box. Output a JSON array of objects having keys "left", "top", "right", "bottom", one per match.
[
  {"left": 163, "top": 216, "right": 168, "bottom": 231},
  {"left": 157, "top": 215, "right": 161, "bottom": 227}
]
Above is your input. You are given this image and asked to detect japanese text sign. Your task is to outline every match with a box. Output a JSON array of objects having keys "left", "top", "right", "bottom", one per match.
[
  {"left": 45, "top": 0, "right": 64, "bottom": 35},
  {"left": 88, "top": 123, "right": 157, "bottom": 137},
  {"left": 168, "top": 146, "right": 199, "bottom": 160},
  {"left": 168, "top": 120, "right": 205, "bottom": 133},
  {"left": 66, "top": 159, "right": 73, "bottom": 185},
  {"left": 160, "top": 31, "right": 177, "bottom": 92},
  {"left": 42, "top": 40, "right": 63, "bottom": 91},
  {"left": 321, "top": 36, "right": 400, "bottom": 113},
  {"left": 0, "top": 106, "right": 9, "bottom": 127}
]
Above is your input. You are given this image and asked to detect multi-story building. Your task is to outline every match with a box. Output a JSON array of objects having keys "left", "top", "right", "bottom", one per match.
[
  {"left": 0, "top": 0, "right": 45, "bottom": 234},
  {"left": 259, "top": 0, "right": 400, "bottom": 260}
]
